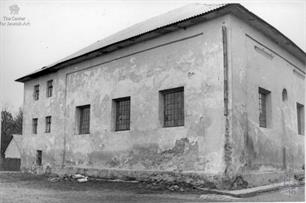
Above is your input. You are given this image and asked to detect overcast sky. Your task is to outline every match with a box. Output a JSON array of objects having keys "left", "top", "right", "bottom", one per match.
[{"left": 0, "top": 0, "right": 305, "bottom": 113}]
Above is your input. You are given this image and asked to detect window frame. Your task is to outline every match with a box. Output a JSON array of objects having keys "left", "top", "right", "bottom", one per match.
[
  {"left": 33, "top": 85, "right": 40, "bottom": 100},
  {"left": 46, "top": 80, "right": 53, "bottom": 97},
  {"left": 160, "top": 87, "right": 184, "bottom": 128},
  {"left": 282, "top": 88, "right": 288, "bottom": 101},
  {"left": 36, "top": 150, "right": 42, "bottom": 166},
  {"left": 45, "top": 116, "right": 51, "bottom": 133},
  {"left": 32, "top": 118, "right": 38, "bottom": 134},
  {"left": 297, "top": 102, "right": 304, "bottom": 135},
  {"left": 114, "top": 97, "right": 131, "bottom": 131},
  {"left": 258, "top": 87, "right": 271, "bottom": 128},
  {"left": 76, "top": 105, "right": 91, "bottom": 134}
]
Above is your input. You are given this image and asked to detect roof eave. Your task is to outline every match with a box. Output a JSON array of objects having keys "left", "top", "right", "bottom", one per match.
[
  {"left": 16, "top": 4, "right": 232, "bottom": 83},
  {"left": 16, "top": 4, "right": 305, "bottom": 83},
  {"left": 231, "top": 4, "right": 306, "bottom": 65}
]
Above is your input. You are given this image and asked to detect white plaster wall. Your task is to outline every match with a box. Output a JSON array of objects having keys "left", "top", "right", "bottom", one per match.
[
  {"left": 229, "top": 15, "right": 305, "bottom": 173},
  {"left": 22, "top": 16, "right": 228, "bottom": 174}
]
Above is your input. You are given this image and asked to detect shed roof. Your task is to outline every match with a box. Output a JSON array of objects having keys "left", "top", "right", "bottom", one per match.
[{"left": 16, "top": 3, "right": 306, "bottom": 82}]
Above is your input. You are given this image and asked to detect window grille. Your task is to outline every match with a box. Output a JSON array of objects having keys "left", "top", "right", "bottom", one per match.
[
  {"left": 161, "top": 87, "right": 184, "bottom": 127},
  {"left": 47, "top": 80, "right": 53, "bottom": 97},
  {"left": 114, "top": 97, "right": 130, "bottom": 131},
  {"left": 78, "top": 105, "right": 90, "bottom": 134}
]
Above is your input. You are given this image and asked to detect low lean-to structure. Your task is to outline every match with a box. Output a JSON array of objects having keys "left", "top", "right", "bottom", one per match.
[{"left": 16, "top": 4, "right": 305, "bottom": 188}]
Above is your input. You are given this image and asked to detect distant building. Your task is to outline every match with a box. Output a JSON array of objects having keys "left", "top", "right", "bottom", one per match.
[
  {"left": 3, "top": 134, "right": 21, "bottom": 171},
  {"left": 5, "top": 134, "right": 22, "bottom": 159},
  {"left": 16, "top": 4, "right": 305, "bottom": 188}
]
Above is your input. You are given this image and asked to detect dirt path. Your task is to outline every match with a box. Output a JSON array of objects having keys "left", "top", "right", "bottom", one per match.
[
  {"left": 0, "top": 172, "right": 202, "bottom": 203},
  {"left": 0, "top": 172, "right": 304, "bottom": 202}
]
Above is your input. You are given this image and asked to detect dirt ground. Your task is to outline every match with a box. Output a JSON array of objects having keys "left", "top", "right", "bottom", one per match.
[{"left": 0, "top": 172, "right": 304, "bottom": 203}]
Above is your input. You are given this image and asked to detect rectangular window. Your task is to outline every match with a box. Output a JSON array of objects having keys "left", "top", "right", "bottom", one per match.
[
  {"left": 46, "top": 80, "right": 53, "bottom": 97},
  {"left": 34, "top": 85, "right": 39, "bottom": 100},
  {"left": 258, "top": 87, "right": 271, "bottom": 128},
  {"left": 160, "top": 87, "right": 184, "bottom": 127},
  {"left": 114, "top": 97, "right": 130, "bottom": 131},
  {"left": 77, "top": 105, "right": 90, "bottom": 134},
  {"left": 45, "top": 116, "right": 51, "bottom": 133},
  {"left": 32, "top": 118, "right": 38, "bottom": 134},
  {"left": 36, "top": 150, "right": 42, "bottom": 166},
  {"left": 297, "top": 103, "right": 304, "bottom": 135}
]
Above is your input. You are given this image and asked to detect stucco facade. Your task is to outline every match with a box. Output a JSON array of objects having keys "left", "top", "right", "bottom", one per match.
[
  {"left": 229, "top": 16, "right": 305, "bottom": 175},
  {"left": 17, "top": 4, "right": 305, "bottom": 187}
]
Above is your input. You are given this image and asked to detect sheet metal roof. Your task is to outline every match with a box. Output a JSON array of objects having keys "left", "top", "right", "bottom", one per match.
[
  {"left": 46, "top": 4, "right": 226, "bottom": 67},
  {"left": 16, "top": 3, "right": 305, "bottom": 82}
]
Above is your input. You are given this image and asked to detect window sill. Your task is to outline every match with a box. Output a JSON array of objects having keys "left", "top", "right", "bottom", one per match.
[
  {"left": 115, "top": 129, "right": 130, "bottom": 132},
  {"left": 163, "top": 125, "right": 184, "bottom": 128},
  {"left": 75, "top": 133, "right": 91, "bottom": 136}
]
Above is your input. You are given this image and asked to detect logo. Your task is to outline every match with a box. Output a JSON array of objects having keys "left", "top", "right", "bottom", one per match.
[
  {"left": 9, "top": 4, "right": 20, "bottom": 15},
  {"left": 0, "top": 4, "right": 30, "bottom": 26}
]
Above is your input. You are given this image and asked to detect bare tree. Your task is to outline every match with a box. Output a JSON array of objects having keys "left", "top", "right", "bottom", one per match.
[{"left": 13, "top": 107, "right": 23, "bottom": 135}]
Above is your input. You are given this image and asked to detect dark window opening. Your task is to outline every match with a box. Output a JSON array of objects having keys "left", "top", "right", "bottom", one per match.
[
  {"left": 282, "top": 88, "right": 288, "bottom": 101},
  {"left": 45, "top": 116, "right": 51, "bottom": 133},
  {"left": 47, "top": 80, "right": 53, "bottom": 97},
  {"left": 77, "top": 105, "right": 90, "bottom": 134},
  {"left": 297, "top": 103, "right": 304, "bottom": 135},
  {"left": 36, "top": 150, "right": 42, "bottom": 166},
  {"left": 32, "top": 118, "right": 38, "bottom": 134},
  {"left": 160, "top": 87, "right": 184, "bottom": 127},
  {"left": 259, "top": 87, "right": 271, "bottom": 128},
  {"left": 34, "top": 85, "right": 39, "bottom": 100},
  {"left": 114, "top": 97, "right": 130, "bottom": 131}
]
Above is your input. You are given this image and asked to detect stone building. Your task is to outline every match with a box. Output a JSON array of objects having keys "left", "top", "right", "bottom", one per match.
[{"left": 16, "top": 4, "right": 305, "bottom": 187}]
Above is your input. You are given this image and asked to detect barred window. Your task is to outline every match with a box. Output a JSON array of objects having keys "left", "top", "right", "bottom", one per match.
[
  {"left": 297, "top": 103, "right": 304, "bottom": 135},
  {"left": 114, "top": 97, "right": 130, "bottom": 131},
  {"left": 45, "top": 116, "right": 51, "bottom": 133},
  {"left": 34, "top": 85, "right": 39, "bottom": 100},
  {"left": 259, "top": 87, "right": 270, "bottom": 128},
  {"left": 36, "top": 150, "right": 42, "bottom": 166},
  {"left": 47, "top": 80, "right": 53, "bottom": 97},
  {"left": 77, "top": 105, "right": 90, "bottom": 134},
  {"left": 160, "top": 87, "right": 184, "bottom": 127},
  {"left": 32, "top": 118, "right": 38, "bottom": 134}
]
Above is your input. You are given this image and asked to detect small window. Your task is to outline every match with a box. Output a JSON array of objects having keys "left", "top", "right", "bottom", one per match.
[
  {"left": 160, "top": 87, "right": 184, "bottom": 127},
  {"left": 33, "top": 85, "right": 39, "bottom": 100},
  {"left": 36, "top": 150, "right": 42, "bottom": 166},
  {"left": 114, "top": 97, "right": 130, "bottom": 131},
  {"left": 297, "top": 103, "right": 304, "bottom": 135},
  {"left": 45, "top": 116, "right": 51, "bottom": 133},
  {"left": 258, "top": 87, "right": 271, "bottom": 128},
  {"left": 32, "top": 118, "right": 38, "bottom": 134},
  {"left": 76, "top": 105, "right": 90, "bottom": 134},
  {"left": 282, "top": 88, "right": 288, "bottom": 101},
  {"left": 46, "top": 80, "right": 53, "bottom": 97}
]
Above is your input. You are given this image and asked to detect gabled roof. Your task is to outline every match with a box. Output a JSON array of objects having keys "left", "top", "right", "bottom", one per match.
[
  {"left": 16, "top": 3, "right": 306, "bottom": 82},
  {"left": 4, "top": 134, "right": 22, "bottom": 158}
]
